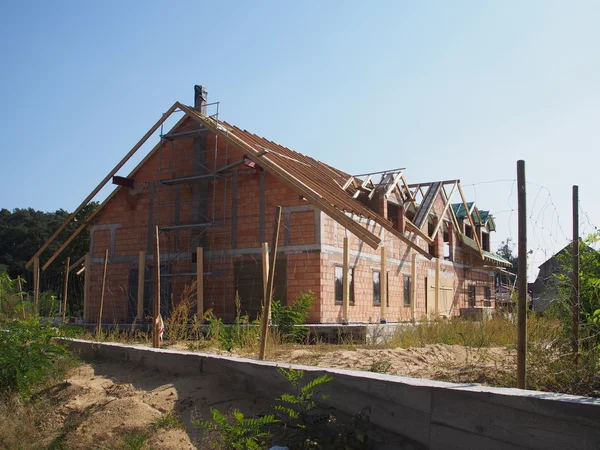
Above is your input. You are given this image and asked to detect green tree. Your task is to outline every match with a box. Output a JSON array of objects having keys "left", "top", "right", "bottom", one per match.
[{"left": 0, "top": 202, "right": 98, "bottom": 277}]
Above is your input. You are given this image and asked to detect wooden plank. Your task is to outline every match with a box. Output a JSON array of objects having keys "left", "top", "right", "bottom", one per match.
[
  {"left": 457, "top": 183, "right": 483, "bottom": 258},
  {"left": 153, "top": 226, "right": 161, "bottom": 348},
  {"left": 177, "top": 103, "right": 381, "bottom": 249},
  {"left": 62, "top": 256, "right": 70, "bottom": 322},
  {"left": 407, "top": 179, "right": 460, "bottom": 188},
  {"left": 405, "top": 219, "right": 435, "bottom": 245},
  {"left": 196, "top": 247, "right": 203, "bottom": 316},
  {"left": 261, "top": 242, "right": 269, "bottom": 309},
  {"left": 380, "top": 245, "right": 387, "bottom": 322},
  {"left": 430, "top": 182, "right": 457, "bottom": 240},
  {"left": 97, "top": 249, "right": 109, "bottom": 337},
  {"left": 33, "top": 257, "right": 39, "bottom": 315},
  {"left": 42, "top": 113, "right": 190, "bottom": 270},
  {"left": 259, "top": 206, "right": 282, "bottom": 360},
  {"left": 83, "top": 253, "right": 91, "bottom": 321},
  {"left": 68, "top": 254, "right": 85, "bottom": 272},
  {"left": 27, "top": 102, "right": 180, "bottom": 269},
  {"left": 411, "top": 253, "right": 417, "bottom": 321},
  {"left": 17, "top": 277, "right": 25, "bottom": 319},
  {"left": 137, "top": 251, "right": 145, "bottom": 320},
  {"left": 435, "top": 257, "right": 440, "bottom": 317},
  {"left": 343, "top": 236, "right": 350, "bottom": 324}
]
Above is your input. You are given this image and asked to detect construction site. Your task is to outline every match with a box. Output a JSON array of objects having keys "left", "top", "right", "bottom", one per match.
[{"left": 25, "top": 85, "right": 511, "bottom": 329}]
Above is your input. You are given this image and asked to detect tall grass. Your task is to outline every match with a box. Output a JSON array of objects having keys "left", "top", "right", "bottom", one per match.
[{"left": 389, "top": 315, "right": 562, "bottom": 349}]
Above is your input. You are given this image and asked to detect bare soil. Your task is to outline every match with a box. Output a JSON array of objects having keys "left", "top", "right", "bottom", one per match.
[{"left": 11, "top": 360, "right": 273, "bottom": 450}]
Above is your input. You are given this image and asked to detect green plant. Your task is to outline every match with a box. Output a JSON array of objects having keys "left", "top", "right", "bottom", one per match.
[
  {"left": 38, "top": 291, "right": 60, "bottom": 317},
  {"left": 204, "top": 298, "right": 260, "bottom": 352},
  {"left": 0, "top": 319, "right": 68, "bottom": 398},
  {"left": 368, "top": 359, "right": 392, "bottom": 374},
  {"left": 274, "top": 368, "right": 333, "bottom": 448},
  {"left": 196, "top": 408, "right": 278, "bottom": 450},
  {"left": 120, "top": 428, "right": 150, "bottom": 450},
  {"left": 271, "top": 291, "right": 315, "bottom": 343},
  {"left": 152, "top": 412, "right": 184, "bottom": 430}
]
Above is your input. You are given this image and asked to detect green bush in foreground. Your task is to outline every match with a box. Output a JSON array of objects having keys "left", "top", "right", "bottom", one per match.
[{"left": 0, "top": 319, "right": 67, "bottom": 398}]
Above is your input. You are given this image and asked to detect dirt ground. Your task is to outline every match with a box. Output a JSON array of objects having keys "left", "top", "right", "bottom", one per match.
[
  {"left": 24, "top": 360, "right": 273, "bottom": 450},
  {"left": 5, "top": 343, "right": 514, "bottom": 449},
  {"left": 268, "top": 343, "right": 515, "bottom": 383}
]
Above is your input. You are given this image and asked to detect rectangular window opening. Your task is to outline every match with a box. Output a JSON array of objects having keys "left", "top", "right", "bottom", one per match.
[
  {"left": 335, "top": 266, "right": 354, "bottom": 305},
  {"left": 468, "top": 285, "right": 476, "bottom": 307},
  {"left": 373, "top": 271, "right": 380, "bottom": 305},
  {"left": 403, "top": 275, "right": 412, "bottom": 307}
]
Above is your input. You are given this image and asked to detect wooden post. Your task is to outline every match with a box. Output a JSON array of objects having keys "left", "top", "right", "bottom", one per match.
[
  {"left": 258, "top": 206, "right": 282, "bottom": 360},
  {"left": 196, "top": 247, "right": 204, "bottom": 316},
  {"left": 380, "top": 246, "right": 387, "bottom": 323},
  {"left": 517, "top": 160, "right": 527, "bottom": 389},
  {"left": 62, "top": 256, "right": 70, "bottom": 322},
  {"left": 411, "top": 253, "right": 417, "bottom": 321},
  {"left": 342, "top": 236, "right": 350, "bottom": 324},
  {"left": 17, "top": 277, "right": 25, "bottom": 319},
  {"left": 83, "top": 253, "right": 91, "bottom": 321},
  {"left": 137, "top": 251, "right": 145, "bottom": 320},
  {"left": 33, "top": 257, "right": 39, "bottom": 315},
  {"left": 153, "top": 226, "right": 161, "bottom": 348},
  {"left": 572, "top": 185, "right": 580, "bottom": 356},
  {"left": 97, "top": 249, "right": 109, "bottom": 337},
  {"left": 435, "top": 257, "right": 441, "bottom": 317},
  {"left": 261, "top": 242, "right": 269, "bottom": 308}
]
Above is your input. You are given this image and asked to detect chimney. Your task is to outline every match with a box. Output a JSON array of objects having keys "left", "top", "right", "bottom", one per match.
[{"left": 194, "top": 85, "right": 208, "bottom": 115}]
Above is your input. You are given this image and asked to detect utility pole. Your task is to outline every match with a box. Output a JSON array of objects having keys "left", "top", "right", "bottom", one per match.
[
  {"left": 517, "top": 160, "right": 527, "bottom": 389},
  {"left": 572, "top": 185, "right": 580, "bottom": 356}
]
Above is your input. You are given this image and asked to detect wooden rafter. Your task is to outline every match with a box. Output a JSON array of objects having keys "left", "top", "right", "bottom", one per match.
[
  {"left": 28, "top": 102, "right": 181, "bottom": 270},
  {"left": 177, "top": 103, "right": 383, "bottom": 249},
  {"left": 429, "top": 181, "right": 458, "bottom": 239},
  {"left": 457, "top": 183, "right": 483, "bottom": 257},
  {"left": 40, "top": 111, "right": 189, "bottom": 270}
]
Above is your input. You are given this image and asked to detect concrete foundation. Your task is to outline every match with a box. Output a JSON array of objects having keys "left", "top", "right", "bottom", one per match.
[{"left": 62, "top": 339, "right": 600, "bottom": 449}]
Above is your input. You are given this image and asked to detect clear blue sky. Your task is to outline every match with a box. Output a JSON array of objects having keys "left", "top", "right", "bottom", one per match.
[{"left": 1, "top": 0, "right": 598, "bottom": 279}]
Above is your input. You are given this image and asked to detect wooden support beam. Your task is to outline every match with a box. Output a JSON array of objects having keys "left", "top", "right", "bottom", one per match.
[
  {"left": 343, "top": 236, "right": 350, "bottom": 324},
  {"left": 435, "top": 257, "right": 441, "bottom": 317},
  {"left": 137, "top": 251, "right": 145, "bottom": 320},
  {"left": 259, "top": 206, "right": 282, "bottom": 361},
  {"left": 380, "top": 246, "right": 387, "bottom": 323},
  {"left": 517, "top": 160, "right": 527, "bottom": 389},
  {"left": 27, "top": 102, "right": 180, "bottom": 270},
  {"left": 97, "top": 249, "right": 109, "bottom": 338},
  {"left": 405, "top": 219, "right": 435, "bottom": 245},
  {"left": 407, "top": 179, "right": 460, "bottom": 188},
  {"left": 17, "top": 277, "right": 25, "bottom": 319},
  {"left": 430, "top": 182, "right": 458, "bottom": 239},
  {"left": 83, "top": 253, "right": 91, "bottom": 321},
  {"left": 177, "top": 103, "right": 381, "bottom": 249},
  {"left": 33, "top": 257, "right": 40, "bottom": 315},
  {"left": 42, "top": 115, "right": 190, "bottom": 270},
  {"left": 62, "top": 256, "right": 70, "bottom": 322},
  {"left": 153, "top": 226, "right": 161, "bottom": 348},
  {"left": 411, "top": 253, "right": 417, "bottom": 321},
  {"left": 196, "top": 247, "right": 204, "bottom": 316},
  {"left": 68, "top": 254, "right": 86, "bottom": 272},
  {"left": 457, "top": 183, "right": 483, "bottom": 257},
  {"left": 400, "top": 174, "right": 414, "bottom": 202},
  {"left": 261, "top": 242, "right": 269, "bottom": 309}
]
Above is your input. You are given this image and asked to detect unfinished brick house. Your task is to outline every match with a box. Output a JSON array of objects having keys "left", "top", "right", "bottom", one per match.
[{"left": 30, "top": 86, "right": 511, "bottom": 324}]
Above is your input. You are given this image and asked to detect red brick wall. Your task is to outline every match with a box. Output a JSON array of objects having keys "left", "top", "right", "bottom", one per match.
[{"left": 87, "top": 118, "right": 320, "bottom": 323}]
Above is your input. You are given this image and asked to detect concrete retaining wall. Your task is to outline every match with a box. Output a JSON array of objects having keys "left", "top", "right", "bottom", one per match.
[{"left": 62, "top": 339, "right": 600, "bottom": 449}]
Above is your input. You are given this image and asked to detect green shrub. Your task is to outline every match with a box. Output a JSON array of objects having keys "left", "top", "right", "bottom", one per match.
[
  {"left": 271, "top": 291, "right": 315, "bottom": 343},
  {"left": 196, "top": 408, "right": 278, "bottom": 450},
  {"left": 0, "top": 319, "right": 67, "bottom": 398}
]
